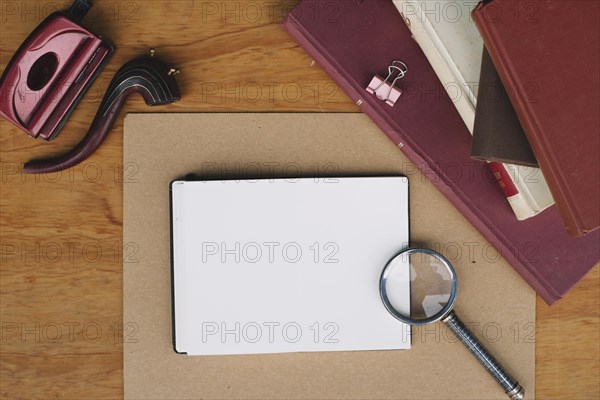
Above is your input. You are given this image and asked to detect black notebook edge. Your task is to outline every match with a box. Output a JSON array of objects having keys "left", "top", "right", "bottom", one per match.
[{"left": 170, "top": 179, "right": 187, "bottom": 355}]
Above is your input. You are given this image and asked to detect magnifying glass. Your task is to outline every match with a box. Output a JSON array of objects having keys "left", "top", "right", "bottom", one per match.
[{"left": 380, "top": 248, "right": 525, "bottom": 400}]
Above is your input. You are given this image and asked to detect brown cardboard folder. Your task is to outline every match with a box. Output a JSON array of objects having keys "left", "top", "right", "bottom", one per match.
[{"left": 123, "top": 113, "right": 535, "bottom": 399}]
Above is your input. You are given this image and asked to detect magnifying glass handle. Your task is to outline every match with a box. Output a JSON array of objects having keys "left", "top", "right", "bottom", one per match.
[{"left": 442, "top": 311, "right": 525, "bottom": 400}]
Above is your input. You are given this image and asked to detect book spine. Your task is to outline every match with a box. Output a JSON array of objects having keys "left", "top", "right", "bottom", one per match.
[
  {"left": 472, "top": 2, "right": 582, "bottom": 236},
  {"left": 282, "top": 12, "right": 560, "bottom": 304}
]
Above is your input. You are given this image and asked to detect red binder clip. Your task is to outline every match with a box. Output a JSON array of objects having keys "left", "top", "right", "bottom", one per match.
[{"left": 366, "top": 61, "right": 408, "bottom": 107}]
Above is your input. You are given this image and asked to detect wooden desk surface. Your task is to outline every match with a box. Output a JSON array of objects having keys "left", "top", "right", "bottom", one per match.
[{"left": 0, "top": 1, "right": 598, "bottom": 398}]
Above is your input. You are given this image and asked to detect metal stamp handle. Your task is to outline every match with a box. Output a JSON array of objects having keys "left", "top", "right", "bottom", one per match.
[{"left": 442, "top": 311, "right": 525, "bottom": 400}]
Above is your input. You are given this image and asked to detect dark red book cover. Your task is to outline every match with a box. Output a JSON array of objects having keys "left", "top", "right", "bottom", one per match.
[
  {"left": 473, "top": 0, "right": 600, "bottom": 236},
  {"left": 282, "top": 0, "right": 599, "bottom": 304}
]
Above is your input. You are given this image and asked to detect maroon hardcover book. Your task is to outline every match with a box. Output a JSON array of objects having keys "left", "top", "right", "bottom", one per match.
[
  {"left": 473, "top": 0, "right": 600, "bottom": 236},
  {"left": 282, "top": 0, "right": 599, "bottom": 304}
]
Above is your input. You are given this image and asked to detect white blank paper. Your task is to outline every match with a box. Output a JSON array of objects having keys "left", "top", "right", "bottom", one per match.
[{"left": 171, "top": 177, "right": 410, "bottom": 355}]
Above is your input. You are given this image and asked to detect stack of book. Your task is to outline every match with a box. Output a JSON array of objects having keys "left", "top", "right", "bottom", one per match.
[
  {"left": 394, "top": 0, "right": 554, "bottom": 222},
  {"left": 282, "top": 0, "right": 599, "bottom": 304}
]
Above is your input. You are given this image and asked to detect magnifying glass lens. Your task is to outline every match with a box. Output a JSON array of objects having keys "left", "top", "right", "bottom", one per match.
[{"left": 383, "top": 250, "right": 454, "bottom": 321}]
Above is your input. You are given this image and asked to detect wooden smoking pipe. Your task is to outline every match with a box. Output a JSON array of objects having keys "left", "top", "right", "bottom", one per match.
[{"left": 24, "top": 50, "right": 181, "bottom": 174}]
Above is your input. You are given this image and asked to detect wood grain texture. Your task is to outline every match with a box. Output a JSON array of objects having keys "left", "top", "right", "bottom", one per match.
[{"left": 0, "top": 1, "right": 597, "bottom": 399}]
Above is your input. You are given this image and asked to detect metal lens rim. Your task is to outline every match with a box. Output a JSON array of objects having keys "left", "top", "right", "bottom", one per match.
[{"left": 379, "top": 248, "right": 458, "bottom": 326}]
